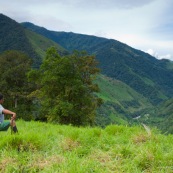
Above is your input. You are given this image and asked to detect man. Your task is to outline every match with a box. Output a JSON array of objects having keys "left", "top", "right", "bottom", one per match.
[{"left": 0, "top": 93, "right": 18, "bottom": 132}]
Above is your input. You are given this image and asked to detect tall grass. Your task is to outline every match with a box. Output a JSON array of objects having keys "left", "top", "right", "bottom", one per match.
[{"left": 1, "top": 120, "right": 173, "bottom": 172}]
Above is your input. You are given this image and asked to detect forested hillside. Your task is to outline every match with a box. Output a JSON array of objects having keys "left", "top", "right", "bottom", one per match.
[
  {"left": 95, "top": 75, "right": 152, "bottom": 127},
  {"left": 0, "top": 14, "right": 67, "bottom": 68},
  {"left": 22, "top": 22, "right": 173, "bottom": 105},
  {"left": 1, "top": 14, "right": 173, "bottom": 132},
  {"left": 148, "top": 98, "right": 173, "bottom": 134},
  {"left": 0, "top": 14, "right": 41, "bottom": 68}
]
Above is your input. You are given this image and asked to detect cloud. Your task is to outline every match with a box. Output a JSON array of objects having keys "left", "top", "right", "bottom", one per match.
[
  {"left": 8, "top": 0, "right": 156, "bottom": 9},
  {"left": 69, "top": 0, "right": 157, "bottom": 9},
  {"left": 94, "top": 30, "right": 108, "bottom": 38},
  {"left": 146, "top": 49, "right": 159, "bottom": 58},
  {"left": 159, "top": 54, "right": 173, "bottom": 60},
  {"left": 146, "top": 49, "right": 173, "bottom": 61}
]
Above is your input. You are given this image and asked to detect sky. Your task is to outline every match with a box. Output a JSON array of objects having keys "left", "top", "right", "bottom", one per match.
[{"left": 1, "top": 0, "right": 173, "bottom": 61}]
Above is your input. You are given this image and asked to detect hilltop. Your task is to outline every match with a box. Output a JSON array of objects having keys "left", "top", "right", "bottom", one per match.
[{"left": 1, "top": 120, "right": 173, "bottom": 172}]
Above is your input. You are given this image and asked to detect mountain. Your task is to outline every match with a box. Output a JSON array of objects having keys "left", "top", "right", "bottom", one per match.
[
  {"left": 21, "top": 22, "right": 173, "bottom": 105},
  {"left": 95, "top": 75, "right": 152, "bottom": 127},
  {"left": 147, "top": 98, "right": 173, "bottom": 134},
  {"left": 0, "top": 14, "right": 153, "bottom": 126},
  {"left": 0, "top": 14, "right": 40, "bottom": 67},
  {"left": 0, "top": 14, "right": 67, "bottom": 68},
  {"left": 1, "top": 14, "right": 173, "bottom": 130}
]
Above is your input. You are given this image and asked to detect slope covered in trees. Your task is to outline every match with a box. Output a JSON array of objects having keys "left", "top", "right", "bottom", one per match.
[
  {"left": 0, "top": 14, "right": 153, "bottom": 126},
  {"left": 22, "top": 22, "right": 173, "bottom": 105},
  {"left": 0, "top": 14, "right": 67, "bottom": 68},
  {"left": 0, "top": 14, "right": 41, "bottom": 68},
  {"left": 95, "top": 75, "right": 152, "bottom": 127},
  {"left": 1, "top": 14, "right": 173, "bottom": 131},
  {"left": 148, "top": 98, "right": 173, "bottom": 134}
]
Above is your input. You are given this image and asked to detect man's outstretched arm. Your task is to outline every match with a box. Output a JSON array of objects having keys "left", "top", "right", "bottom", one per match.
[{"left": 2, "top": 109, "right": 16, "bottom": 120}]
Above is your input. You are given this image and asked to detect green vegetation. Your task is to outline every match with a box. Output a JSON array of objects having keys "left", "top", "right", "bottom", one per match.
[
  {"left": 25, "top": 29, "right": 68, "bottom": 59},
  {"left": 0, "top": 14, "right": 41, "bottom": 68},
  {"left": 1, "top": 15, "right": 173, "bottom": 173},
  {"left": 22, "top": 21, "right": 173, "bottom": 132},
  {"left": 0, "top": 50, "right": 35, "bottom": 119},
  {"left": 28, "top": 48, "right": 102, "bottom": 125},
  {"left": 22, "top": 22, "right": 173, "bottom": 105},
  {"left": 1, "top": 120, "right": 173, "bottom": 172},
  {"left": 1, "top": 14, "right": 173, "bottom": 133},
  {"left": 95, "top": 75, "right": 152, "bottom": 127},
  {"left": 145, "top": 98, "right": 173, "bottom": 134}
]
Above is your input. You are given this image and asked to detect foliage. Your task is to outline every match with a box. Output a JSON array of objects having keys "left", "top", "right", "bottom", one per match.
[
  {"left": 28, "top": 47, "right": 102, "bottom": 125},
  {"left": 145, "top": 98, "right": 173, "bottom": 134},
  {"left": 95, "top": 75, "right": 152, "bottom": 127},
  {"left": 24, "top": 28, "right": 69, "bottom": 59},
  {"left": 0, "top": 50, "right": 35, "bottom": 119},
  {"left": 1, "top": 120, "right": 173, "bottom": 172}
]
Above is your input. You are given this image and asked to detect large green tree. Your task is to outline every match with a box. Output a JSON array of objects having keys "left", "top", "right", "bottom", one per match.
[
  {"left": 28, "top": 47, "right": 102, "bottom": 125},
  {"left": 0, "top": 50, "right": 34, "bottom": 119}
]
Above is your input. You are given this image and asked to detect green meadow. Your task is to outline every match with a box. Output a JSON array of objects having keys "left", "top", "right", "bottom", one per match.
[{"left": 1, "top": 120, "right": 173, "bottom": 172}]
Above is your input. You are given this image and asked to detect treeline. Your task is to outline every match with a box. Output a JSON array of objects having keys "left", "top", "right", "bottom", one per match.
[{"left": 0, "top": 48, "right": 102, "bottom": 126}]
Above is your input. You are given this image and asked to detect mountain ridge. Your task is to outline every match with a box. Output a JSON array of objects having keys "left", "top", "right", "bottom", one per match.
[
  {"left": 22, "top": 22, "right": 173, "bottom": 105},
  {"left": 1, "top": 14, "right": 173, "bottom": 131},
  {"left": 0, "top": 14, "right": 67, "bottom": 67},
  {"left": 0, "top": 14, "right": 153, "bottom": 126}
]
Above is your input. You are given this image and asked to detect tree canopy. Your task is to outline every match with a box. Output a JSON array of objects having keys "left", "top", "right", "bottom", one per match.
[
  {"left": 0, "top": 50, "right": 34, "bottom": 119},
  {"left": 28, "top": 47, "right": 102, "bottom": 125}
]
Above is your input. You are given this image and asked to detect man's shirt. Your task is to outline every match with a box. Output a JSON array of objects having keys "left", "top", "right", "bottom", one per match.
[{"left": 0, "top": 104, "right": 4, "bottom": 123}]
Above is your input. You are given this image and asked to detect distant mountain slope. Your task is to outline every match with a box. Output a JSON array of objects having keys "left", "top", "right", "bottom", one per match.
[
  {"left": 2, "top": 15, "right": 173, "bottom": 129},
  {"left": 95, "top": 75, "right": 152, "bottom": 126},
  {"left": 0, "top": 14, "right": 155, "bottom": 127},
  {"left": 24, "top": 29, "right": 68, "bottom": 58},
  {"left": 22, "top": 22, "right": 173, "bottom": 104},
  {"left": 0, "top": 14, "right": 41, "bottom": 67},
  {"left": 151, "top": 98, "right": 173, "bottom": 134},
  {"left": 0, "top": 14, "right": 67, "bottom": 68},
  {"left": 21, "top": 22, "right": 107, "bottom": 53}
]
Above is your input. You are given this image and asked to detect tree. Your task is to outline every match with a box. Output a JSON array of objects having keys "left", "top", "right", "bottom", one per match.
[
  {"left": 0, "top": 50, "right": 34, "bottom": 119},
  {"left": 28, "top": 47, "right": 102, "bottom": 125}
]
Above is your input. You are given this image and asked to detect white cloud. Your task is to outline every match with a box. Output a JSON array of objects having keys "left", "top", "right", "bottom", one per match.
[
  {"left": 159, "top": 54, "right": 173, "bottom": 60},
  {"left": 14, "top": 0, "right": 156, "bottom": 9},
  {"left": 146, "top": 49, "right": 173, "bottom": 61},
  {"left": 146, "top": 49, "right": 159, "bottom": 58}
]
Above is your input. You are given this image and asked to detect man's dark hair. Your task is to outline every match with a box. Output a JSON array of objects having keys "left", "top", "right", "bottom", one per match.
[{"left": 0, "top": 93, "right": 3, "bottom": 100}]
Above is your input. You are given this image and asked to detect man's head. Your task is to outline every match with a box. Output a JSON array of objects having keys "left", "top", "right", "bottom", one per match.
[{"left": 0, "top": 94, "right": 4, "bottom": 104}]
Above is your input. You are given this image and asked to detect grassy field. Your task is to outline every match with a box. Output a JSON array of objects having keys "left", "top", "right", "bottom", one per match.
[{"left": 1, "top": 120, "right": 173, "bottom": 173}]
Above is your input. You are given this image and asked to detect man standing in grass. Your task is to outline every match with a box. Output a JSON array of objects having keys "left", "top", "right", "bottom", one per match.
[{"left": 0, "top": 93, "right": 18, "bottom": 133}]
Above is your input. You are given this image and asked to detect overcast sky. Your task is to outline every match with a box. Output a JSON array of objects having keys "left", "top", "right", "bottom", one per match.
[{"left": 1, "top": 0, "right": 173, "bottom": 60}]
